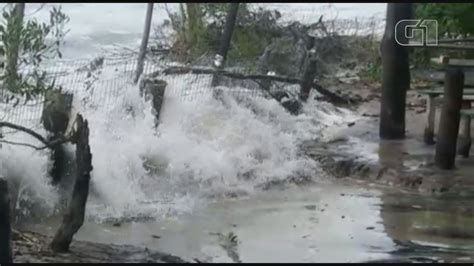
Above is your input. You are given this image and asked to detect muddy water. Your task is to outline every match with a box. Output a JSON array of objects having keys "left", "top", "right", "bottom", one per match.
[{"left": 20, "top": 180, "right": 474, "bottom": 263}]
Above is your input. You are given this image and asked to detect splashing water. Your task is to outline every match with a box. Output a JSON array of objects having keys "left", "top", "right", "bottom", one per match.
[{"left": 0, "top": 64, "right": 357, "bottom": 223}]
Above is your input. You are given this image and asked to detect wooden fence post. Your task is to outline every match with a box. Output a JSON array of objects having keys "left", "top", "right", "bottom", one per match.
[
  {"left": 435, "top": 67, "right": 465, "bottom": 169},
  {"left": 211, "top": 3, "right": 239, "bottom": 87},
  {"left": 139, "top": 78, "right": 167, "bottom": 127},
  {"left": 134, "top": 3, "right": 154, "bottom": 84},
  {"left": 50, "top": 114, "right": 93, "bottom": 252},
  {"left": 379, "top": 3, "right": 412, "bottom": 139},
  {"left": 299, "top": 38, "right": 317, "bottom": 101},
  {"left": 0, "top": 178, "right": 12, "bottom": 263}
]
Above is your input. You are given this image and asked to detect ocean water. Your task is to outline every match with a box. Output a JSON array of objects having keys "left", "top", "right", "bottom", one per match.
[{"left": 0, "top": 3, "right": 387, "bottom": 59}]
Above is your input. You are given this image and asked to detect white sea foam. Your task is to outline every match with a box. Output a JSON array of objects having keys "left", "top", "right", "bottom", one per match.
[{"left": 0, "top": 61, "right": 357, "bottom": 222}]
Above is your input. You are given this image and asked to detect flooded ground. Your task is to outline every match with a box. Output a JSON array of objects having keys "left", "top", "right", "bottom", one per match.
[{"left": 20, "top": 179, "right": 474, "bottom": 263}]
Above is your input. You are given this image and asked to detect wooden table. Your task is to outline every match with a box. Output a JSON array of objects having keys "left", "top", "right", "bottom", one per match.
[{"left": 417, "top": 89, "right": 474, "bottom": 145}]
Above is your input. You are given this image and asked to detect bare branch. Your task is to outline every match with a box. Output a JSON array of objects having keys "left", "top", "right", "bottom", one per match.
[
  {"left": 0, "top": 121, "right": 50, "bottom": 146},
  {"left": 25, "top": 3, "right": 46, "bottom": 16},
  {"left": 0, "top": 139, "right": 45, "bottom": 150},
  {"left": 0, "top": 121, "right": 74, "bottom": 150},
  {"left": 156, "top": 66, "right": 350, "bottom": 105}
]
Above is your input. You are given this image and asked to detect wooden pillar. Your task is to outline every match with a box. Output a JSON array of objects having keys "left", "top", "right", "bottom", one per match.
[
  {"left": 211, "top": 3, "right": 239, "bottom": 87},
  {"left": 423, "top": 94, "right": 436, "bottom": 144},
  {"left": 299, "top": 37, "right": 317, "bottom": 101},
  {"left": 379, "top": 3, "right": 412, "bottom": 139},
  {"left": 134, "top": 3, "right": 154, "bottom": 84},
  {"left": 435, "top": 67, "right": 465, "bottom": 169},
  {"left": 50, "top": 114, "right": 93, "bottom": 253},
  {"left": 0, "top": 178, "right": 12, "bottom": 263},
  {"left": 457, "top": 101, "right": 472, "bottom": 158}
]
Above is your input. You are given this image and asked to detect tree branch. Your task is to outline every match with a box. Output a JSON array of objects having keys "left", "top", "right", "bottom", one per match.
[
  {"left": 0, "top": 121, "right": 73, "bottom": 149},
  {"left": 156, "top": 66, "right": 351, "bottom": 104},
  {"left": 0, "top": 139, "right": 46, "bottom": 150},
  {"left": 0, "top": 121, "right": 49, "bottom": 146}
]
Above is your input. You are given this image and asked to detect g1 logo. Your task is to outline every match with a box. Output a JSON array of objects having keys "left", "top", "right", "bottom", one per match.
[{"left": 395, "top": 19, "right": 438, "bottom": 46}]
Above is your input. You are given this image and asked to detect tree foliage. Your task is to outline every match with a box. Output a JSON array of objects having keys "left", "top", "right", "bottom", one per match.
[
  {"left": 412, "top": 3, "right": 474, "bottom": 66},
  {"left": 416, "top": 3, "right": 474, "bottom": 38},
  {"left": 0, "top": 4, "right": 69, "bottom": 105},
  {"left": 158, "top": 3, "right": 282, "bottom": 64}
]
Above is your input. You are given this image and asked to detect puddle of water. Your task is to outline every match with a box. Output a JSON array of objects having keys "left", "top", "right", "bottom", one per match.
[
  {"left": 20, "top": 181, "right": 474, "bottom": 263},
  {"left": 21, "top": 182, "right": 394, "bottom": 262}
]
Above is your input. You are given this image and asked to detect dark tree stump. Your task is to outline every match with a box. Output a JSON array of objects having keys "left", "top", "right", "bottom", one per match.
[
  {"left": 379, "top": 3, "right": 412, "bottom": 139},
  {"left": 435, "top": 68, "right": 465, "bottom": 169},
  {"left": 50, "top": 114, "right": 93, "bottom": 253},
  {"left": 41, "top": 90, "right": 74, "bottom": 185},
  {"left": 41, "top": 90, "right": 73, "bottom": 135},
  {"left": 0, "top": 178, "right": 12, "bottom": 263}
]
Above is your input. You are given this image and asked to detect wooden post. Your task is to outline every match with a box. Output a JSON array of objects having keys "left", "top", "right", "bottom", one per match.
[
  {"left": 457, "top": 101, "right": 472, "bottom": 157},
  {"left": 424, "top": 57, "right": 450, "bottom": 145},
  {"left": 379, "top": 3, "right": 412, "bottom": 139},
  {"left": 134, "top": 3, "right": 154, "bottom": 84},
  {"left": 423, "top": 95, "right": 436, "bottom": 144},
  {"left": 0, "top": 178, "right": 12, "bottom": 263},
  {"left": 299, "top": 40, "right": 317, "bottom": 101},
  {"left": 211, "top": 3, "right": 239, "bottom": 87},
  {"left": 435, "top": 67, "right": 465, "bottom": 169},
  {"left": 139, "top": 78, "right": 167, "bottom": 127},
  {"left": 50, "top": 114, "right": 93, "bottom": 253}
]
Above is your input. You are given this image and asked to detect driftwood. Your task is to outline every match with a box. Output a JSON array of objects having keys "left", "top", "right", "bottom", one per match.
[
  {"left": 0, "top": 178, "right": 12, "bottom": 263},
  {"left": 50, "top": 114, "right": 93, "bottom": 253},
  {"left": 160, "top": 66, "right": 350, "bottom": 105}
]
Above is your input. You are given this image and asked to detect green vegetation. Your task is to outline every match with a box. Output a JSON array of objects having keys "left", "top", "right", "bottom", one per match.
[
  {"left": 0, "top": 4, "right": 69, "bottom": 105},
  {"left": 416, "top": 3, "right": 474, "bottom": 38},
  {"left": 158, "top": 4, "right": 280, "bottom": 65},
  {"left": 362, "top": 3, "right": 474, "bottom": 79},
  {"left": 413, "top": 3, "right": 474, "bottom": 66}
]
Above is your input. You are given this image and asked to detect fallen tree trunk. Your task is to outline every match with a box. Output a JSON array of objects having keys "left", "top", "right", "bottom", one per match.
[
  {"left": 50, "top": 114, "right": 93, "bottom": 253},
  {"left": 158, "top": 66, "right": 350, "bottom": 105}
]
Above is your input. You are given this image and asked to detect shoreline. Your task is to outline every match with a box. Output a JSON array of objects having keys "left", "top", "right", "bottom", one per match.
[{"left": 11, "top": 229, "right": 188, "bottom": 263}]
